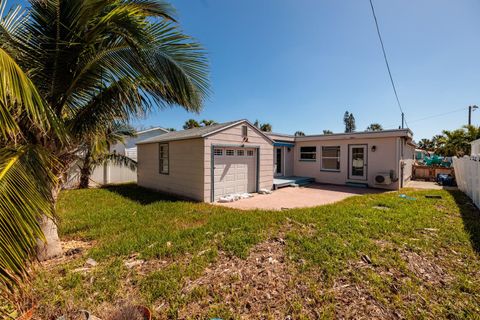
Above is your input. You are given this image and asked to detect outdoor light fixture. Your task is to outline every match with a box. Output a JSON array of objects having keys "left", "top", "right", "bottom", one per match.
[{"left": 371, "top": 145, "right": 377, "bottom": 152}]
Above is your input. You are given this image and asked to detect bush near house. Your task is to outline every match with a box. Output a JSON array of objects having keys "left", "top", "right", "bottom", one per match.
[{"left": 9, "top": 185, "right": 480, "bottom": 319}]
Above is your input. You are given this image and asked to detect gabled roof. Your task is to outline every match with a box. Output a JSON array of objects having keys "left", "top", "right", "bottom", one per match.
[
  {"left": 136, "top": 127, "right": 169, "bottom": 135},
  {"left": 137, "top": 120, "right": 273, "bottom": 144}
]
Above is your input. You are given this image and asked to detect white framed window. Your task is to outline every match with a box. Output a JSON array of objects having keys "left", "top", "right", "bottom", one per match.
[
  {"left": 236, "top": 149, "right": 245, "bottom": 156},
  {"left": 159, "top": 143, "right": 169, "bottom": 174},
  {"left": 321, "top": 146, "right": 340, "bottom": 171},
  {"left": 300, "top": 146, "right": 316, "bottom": 161},
  {"left": 247, "top": 150, "right": 254, "bottom": 156},
  {"left": 214, "top": 148, "right": 223, "bottom": 156},
  {"left": 226, "top": 149, "right": 235, "bottom": 156}
]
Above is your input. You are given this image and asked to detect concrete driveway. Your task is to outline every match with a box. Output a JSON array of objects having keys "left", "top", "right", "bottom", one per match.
[{"left": 216, "top": 183, "right": 383, "bottom": 211}]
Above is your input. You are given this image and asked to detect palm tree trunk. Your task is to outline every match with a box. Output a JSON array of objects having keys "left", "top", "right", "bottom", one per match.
[
  {"left": 79, "top": 152, "right": 92, "bottom": 189},
  {"left": 36, "top": 186, "right": 62, "bottom": 261}
]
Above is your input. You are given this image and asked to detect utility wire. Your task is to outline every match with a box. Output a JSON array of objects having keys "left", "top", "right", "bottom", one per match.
[
  {"left": 369, "top": 0, "right": 408, "bottom": 128},
  {"left": 383, "top": 107, "right": 467, "bottom": 129}
]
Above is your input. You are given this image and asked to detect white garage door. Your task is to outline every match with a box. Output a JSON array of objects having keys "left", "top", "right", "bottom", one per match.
[{"left": 213, "top": 147, "right": 257, "bottom": 201}]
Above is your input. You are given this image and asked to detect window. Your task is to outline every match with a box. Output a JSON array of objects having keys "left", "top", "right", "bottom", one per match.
[
  {"left": 300, "top": 146, "right": 316, "bottom": 161},
  {"left": 321, "top": 146, "right": 340, "bottom": 171},
  {"left": 242, "top": 125, "right": 248, "bottom": 137},
  {"left": 226, "top": 149, "right": 235, "bottom": 156},
  {"left": 236, "top": 149, "right": 245, "bottom": 156},
  {"left": 247, "top": 150, "right": 254, "bottom": 156},
  {"left": 159, "top": 143, "right": 169, "bottom": 174},
  {"left": 214, "top": 148, "right": 223, "bottom": 156}
]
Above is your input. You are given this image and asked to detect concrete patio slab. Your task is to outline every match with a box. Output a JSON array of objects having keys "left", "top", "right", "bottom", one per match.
[{"left": 215, "top": 183, "right": 383, "bottom": 211}]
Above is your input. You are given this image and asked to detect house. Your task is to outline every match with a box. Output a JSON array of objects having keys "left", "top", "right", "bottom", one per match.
[
  {"left": 137, "top": 119, "right": 415, "bottom": 202},
  {"left": 471, "top": 138, "right": 480, "bottom": 156},
  {"left": 110, "top": 127, "right": 169, "bottom": 161}
]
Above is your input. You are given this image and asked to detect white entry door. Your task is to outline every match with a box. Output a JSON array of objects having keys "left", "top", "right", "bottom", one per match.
[
  {"left": 348, "top": 145, "right": 367, "bottom": 180},
  {"left": 213, "top": 148, "right": 257, "bottom": 200}
]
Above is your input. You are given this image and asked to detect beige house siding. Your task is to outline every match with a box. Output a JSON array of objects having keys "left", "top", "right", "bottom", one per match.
[
  {"left": 401, "top": 140, "right": 415, "bottom": 186},
  {"left": 137, "top": 138, "right": 205, "bottom": 201},
  {"left": 204, "top": 123, "right": 273, "bottom": 201},
  {"left": 294, "top": 137, "right": 403, "bottom": 190}
]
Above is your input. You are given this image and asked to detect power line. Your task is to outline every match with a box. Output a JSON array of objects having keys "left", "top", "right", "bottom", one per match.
[
  {"left": 368, "top": 0, "right": 408, "bottom": 128},
  {"left": 383, "top": 106, "right": 468, "bottom": 129}
]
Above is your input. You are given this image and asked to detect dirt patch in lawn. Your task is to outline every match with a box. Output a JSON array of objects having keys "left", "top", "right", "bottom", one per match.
[
  {"left": 402, "top": 250, "right": 449, "bottom": 285},
  {"left": 333, "top": 277, "right": 399, "bottom": 320},
  {"left": 176, "top": 237, "right": 314, "bottom": 318}
]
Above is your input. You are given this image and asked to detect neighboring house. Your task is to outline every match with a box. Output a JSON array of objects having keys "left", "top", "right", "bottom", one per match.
[
  {"left": 111, "top": 127, "right": 169, "bottom": 161},
  {"left": 64, "top": 126, "right": 168, "bottom": 188},
  {"left": 137, "top": 119, "right": 415, "bottom": 202},
  {"left": 471, "top": 138, "right": 480, "bottom": 156}
]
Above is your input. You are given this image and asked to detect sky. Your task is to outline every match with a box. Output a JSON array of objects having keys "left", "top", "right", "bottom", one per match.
[{"left": 8, "top": 0, "right": 480, "bottom": 140}]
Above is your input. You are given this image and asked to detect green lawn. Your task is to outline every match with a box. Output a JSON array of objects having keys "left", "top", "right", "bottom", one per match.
[{"left": 22, "top": 184, "right": 480, "bottom": 319}]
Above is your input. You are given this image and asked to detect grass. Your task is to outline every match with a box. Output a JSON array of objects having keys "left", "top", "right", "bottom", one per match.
[{"left": 17, "top": 184, "right": 480, "bottom": 319}]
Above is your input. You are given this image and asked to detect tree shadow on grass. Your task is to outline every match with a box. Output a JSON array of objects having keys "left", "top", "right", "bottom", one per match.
[
  {"left": 102, "top": 183, "right": 184, "bottom": 205},
  {"left": 448, "top": 190, "right": 480, "bottom": 254}
]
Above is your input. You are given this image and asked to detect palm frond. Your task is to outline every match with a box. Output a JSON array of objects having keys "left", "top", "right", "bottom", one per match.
[{"left": 0, "top": 146, "right": 57, "bottom": 294}]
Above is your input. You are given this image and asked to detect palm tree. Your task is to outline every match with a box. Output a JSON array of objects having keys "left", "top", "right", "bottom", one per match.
[
  {"left": 418, "top": 138, "right": 434, "bottom": 151},
  {"left": 344, "top": 111, "right": 356, "bottom": 133},
  {"left": 0, "top": 0, "right": 209, "bottom": 291},
  {"left": 78, "top": 123, "right": 137, "bottom": 189},
  {"left": 183, "top": 119, "right": 201, "bottom": 129},
  {"left": 323, "top": 130, "right": 333, "bottom": 135},
  {"left": 201, "top": 119, "right": 217, "bottom": 126},
  {"left": 366, "top": 123, "right": 383, "bottom": 131},
  {"left": 294, "top": 131, "right": 305, "bottom": 136},
  {"left": 260, "top": 123, "right": 272, "bottom": 132}
]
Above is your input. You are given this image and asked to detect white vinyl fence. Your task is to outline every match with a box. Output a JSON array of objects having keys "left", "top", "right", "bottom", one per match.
[
  {"left": 64, "top": 162, "right": 137, "bottom": 189},
  {"left": 453, "top": 156, "right": 480, "bottom": 208}
]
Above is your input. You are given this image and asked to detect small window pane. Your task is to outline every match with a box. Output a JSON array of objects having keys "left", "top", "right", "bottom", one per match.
[
  {"left": 323, "top": 147, "right": 340, "bottom": 157},
  {"left": 300, "top": 146, "right": 316, "bottom": 153},
  {"left": 322, "top": 158, "right": 340, "bottom": 170},
  {"left": 300, "top": 146, "right": 316, "bottom": 160},
  {"left": 226, "top": 149, "right": 235, "bottom": 156},
  {"left": 214, "top": 149, "right": 223, "bottom": 156},
  {"left": 237, "top": 149, "right": 245, "bottom": 156},
  {"left": 247, "top": 150, "right": 254, "bottom": 156}
]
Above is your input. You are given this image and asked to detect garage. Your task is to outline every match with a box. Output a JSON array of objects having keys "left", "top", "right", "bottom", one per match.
[
  {"left": 213, "top": 147, "right": 257, "bottom": 200},
  {"left": 137, "top": 119, "right": 273, "bottom": 202}
]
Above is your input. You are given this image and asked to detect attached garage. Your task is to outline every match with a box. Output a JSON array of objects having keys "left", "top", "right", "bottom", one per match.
[{"left": 136, "top": 120, "right": 273, "bottom": 202}]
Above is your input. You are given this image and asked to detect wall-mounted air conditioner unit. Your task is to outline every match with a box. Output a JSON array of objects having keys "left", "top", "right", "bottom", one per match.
[{"left": 375, "top": 172, "right": 392, "bottom": 185}]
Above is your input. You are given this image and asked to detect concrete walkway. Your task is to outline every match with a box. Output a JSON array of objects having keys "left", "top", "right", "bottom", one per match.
[
  {"left": 405, "top": 180, "right": 457, "bottom": 190},
  {"left": 216, "top": 184, "right": 383, "bottom": 211}
]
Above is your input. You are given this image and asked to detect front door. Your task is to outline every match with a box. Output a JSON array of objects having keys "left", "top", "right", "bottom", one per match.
[
  {"left": 275, "top": 147, "right": 283, "bottom": 176},
  {"left": 348, "top": 145, "right": 367, "bottom": 180}
]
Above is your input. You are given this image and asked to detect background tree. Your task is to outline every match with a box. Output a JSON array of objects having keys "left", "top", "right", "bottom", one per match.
[
  {"left": 201, "top": 119, "right": 217, "bottom": 126},
  {"left": 166, "top": 128, "right": 177, "bottom": 132},
  {"left": 418, "top": 138, "right": 434, "bottom": 151},
  {"left": 0, "top": 0, "right": 209, "bottom": 292},
  {"left": 344, "top": 111, "right": 356, "bottom": 133},
  {"left": 323, "top": 130, "right": 333, "bottom": 134},
  {"left": 260, "top": 123, "right": 272, "bottom": 132},
  {"left": 254, "top": 119, "right": 260, "bottom": 128},
  {"left": 294, "top": 131, "right": 305, "bottom": 136},
  {"left": 366, "top": 123, "right": 383, "bottom": 131},
  {"left": 78, "top": 123, "right": 136, "bottom": 189},
  {"left": 183, "top": 119, "right": 201, "bottom": 129}
]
